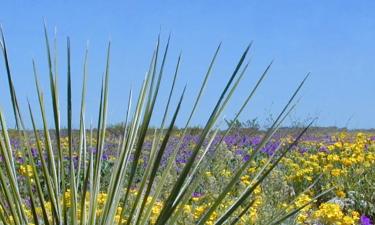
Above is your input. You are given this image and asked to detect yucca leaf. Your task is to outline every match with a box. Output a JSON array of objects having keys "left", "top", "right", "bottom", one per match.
[
  {"left": 0, "top": 110, "right": 17, "bottom": 179},
  {"left": 43, "top": 27, "right": 63, "bottom": 218},
  {"left": 116, "top": 39, "right": 162, "bottom": 224},
  {"left": 181, "top": 61, "right": 272, "bottom": 198},
  {"left": 139, "top": 44, "right": 221, "bottom": 225},
  {"left": 76, "top": 45, "right": 89, "bottom": 186},
  {"left": 0, "top": 111, "right": 17, "bottom": 181},
  {"left": 118, "top": 37, "right": 168, "bottom": 223},
  {"left": 98, "top": 88, "right": 133, "bottom": 225},
  {"left": 102, "top": 63, "right": 150, "bottom": 225},
  {"left": 28, "top": 102, "right": 60, "bottom": 222},
  {"left": 0, "top": 26, "right": 23, "bottom": 130},
  {"left": 145, "top": 35, "right": 163, "bottom": 114},
  {"left": 67, "top": 37, "right": 78, "bottom": 225},
  {"left": 89, "top": 41, "right": 111, "bottom": 224},
  {"left": 15, "top": 97, "right": 50, "bottom": 225},
  {"left": 31, "top": 62, "right": 61, "bottom": 222},
  {"left": 25, "top": 177, "right": 39, "bottom": 225},
  {"left": 0, "top": 204, "right": 7, "bottom": 225},
  {"left": 26, "top": 101, "right": 52, "bottom": 225},
  {"left": 0, "top": 113, "right": 26, "bottom": 223},
  {"left": 197, "top": 74, "right": 309, "bottom": 225},
  {"left": 171, "top": 60, "right": 251, "bottom": 207},
  {"left": 103, "top": 74, "right": 145, "bottom": 225},
  {"left": 44, "top": 26, "right": 63, "bottom": 220},
  {"left": 81, "top": 123, "right": 95, "bottom": 225},
  {"left": 155, "top": 44, "right": 251, "bottom": 225},
  {"left": 88, "top": 74, "right": 105, "bottom": 223},
  {"left": 80, "top": 150, "right": 92, "bottom": 225},
  {"left": 130, "top": 86, "right": 186, "bottom": 225},
  {"left": 187, "top": 43, "right": 221, "bottom": 125},
  {"left": 0, "top": 167, "right": 20, "bottom": 225},
  {"left": 129, "top": 54, "right": 181, "bottom": 225}
]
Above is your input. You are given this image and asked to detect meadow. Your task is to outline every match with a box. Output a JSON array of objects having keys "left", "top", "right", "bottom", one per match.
[
  {"left": 0, "top": 27, "right": 374, "bottom": 225},
  {"left": 9, "top": 129, "right": 375, "bottom": 224}
]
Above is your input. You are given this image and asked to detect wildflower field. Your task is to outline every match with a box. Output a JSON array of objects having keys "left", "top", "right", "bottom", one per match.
[
  {"left": 10, "top": 129, "right": 375, "bottom": 224},
  {"left": 0, "top": 27, "right": 374, "bottom": 225}
]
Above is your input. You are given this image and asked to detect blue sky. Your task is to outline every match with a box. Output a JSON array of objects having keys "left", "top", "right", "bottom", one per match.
[{"left": 1, "top": 1, "right": 375, "bottom": 129}]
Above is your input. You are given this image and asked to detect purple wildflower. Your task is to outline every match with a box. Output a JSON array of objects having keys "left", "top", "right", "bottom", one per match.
[
  {"left": 192, "top": 192, "right": 203, "bottom": 198},
  {"left": 361, "top": 215, "right": 373, "bottom": 225},
  {"left": 31, "top": 148, "right": 38, "bottom": 157},
  {"left": 243, "top": 154, "right": 250, "bottom": 162}
]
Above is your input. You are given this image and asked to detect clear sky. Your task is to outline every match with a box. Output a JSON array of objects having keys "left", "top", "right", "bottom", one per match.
[{"left": 0, "top": 1, "right": 375, "bottom": 129}]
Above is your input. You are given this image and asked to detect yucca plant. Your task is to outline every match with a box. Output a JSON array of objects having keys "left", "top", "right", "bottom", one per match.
[{"left": 0, "top": 25, "right": 331, "bottom": 225}]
